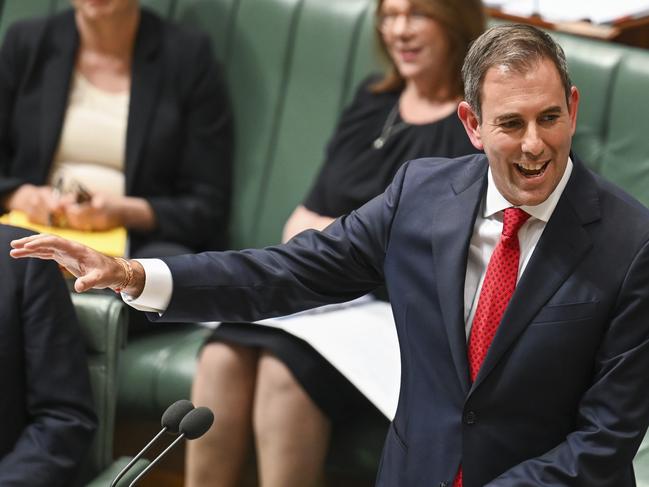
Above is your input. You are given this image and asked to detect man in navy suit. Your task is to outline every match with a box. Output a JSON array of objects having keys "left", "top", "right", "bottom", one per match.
[{"left": 11, "top": 25, "right": 649, "bottom": 486}]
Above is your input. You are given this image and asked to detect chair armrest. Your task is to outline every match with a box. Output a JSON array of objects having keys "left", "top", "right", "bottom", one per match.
[{"left": 84, "top": 456, "right": 150, "bottom": 487}]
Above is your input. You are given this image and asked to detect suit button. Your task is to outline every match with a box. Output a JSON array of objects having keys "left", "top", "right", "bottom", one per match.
[
  {"left": 464, "top": 410, "right": 477, "bottom": 425},
  {"left": 439, "top": 482, "right": 448, "bottom": 487}
]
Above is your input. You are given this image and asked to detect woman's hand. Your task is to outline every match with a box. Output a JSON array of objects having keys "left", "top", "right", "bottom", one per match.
[
  {"left": 61, "top": 194, "right": 122, "bottom": 231},
  {"left": 3, "top": 184, "right": 62, "bottom": 225},
  {"left": 60, "top": 194, "right": 156, "bottom": 232},
  {"left": 9, "top": 233, "right": 145, "bottom": 296}
]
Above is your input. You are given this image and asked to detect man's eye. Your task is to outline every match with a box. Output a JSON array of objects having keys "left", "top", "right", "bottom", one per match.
[
  {"left": 500, "top": 120, "right": 522, "bottom": 130},
  {"left": 540, "top": 114, "right": 559, "bottom": 123}
]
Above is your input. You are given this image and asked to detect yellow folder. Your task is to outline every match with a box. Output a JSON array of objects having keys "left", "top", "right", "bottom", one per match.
[{"left": 0, "top": 210, "right": 126, "bottom": 257}]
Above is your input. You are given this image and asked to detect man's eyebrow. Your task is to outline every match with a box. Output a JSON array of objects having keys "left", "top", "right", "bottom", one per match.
[
  {"left": 493, "top": 105, "right": 564, "bottom": 124},
  {"left": 541, "top": 106, "right": 563, "bottom": 115},
  {"left": 493, "top": 113, "right": 521, "bottom": 124}
]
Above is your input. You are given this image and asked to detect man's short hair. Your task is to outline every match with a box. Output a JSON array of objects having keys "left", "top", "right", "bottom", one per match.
[{"left": 462, "top": 24, "right": 572, "bottom": 121}]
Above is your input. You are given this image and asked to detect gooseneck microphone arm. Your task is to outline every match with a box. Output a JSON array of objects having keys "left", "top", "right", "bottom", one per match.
[
  {"left": 110, "top": 399, "right": 195, "bottom": 487},
  {"left": 110, "top": 428, "right": 168, "bottom": 487},
  {"left": 127, "top": 434, "right": 187, "bottom": 487},
  {"left": 127, "top": 406, "right": 215, "bottom": 486}
]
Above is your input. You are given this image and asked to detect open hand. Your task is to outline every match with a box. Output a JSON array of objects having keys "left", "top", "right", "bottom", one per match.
[{"left": 9, "top": 234, "right": 143, "bottom": 295}]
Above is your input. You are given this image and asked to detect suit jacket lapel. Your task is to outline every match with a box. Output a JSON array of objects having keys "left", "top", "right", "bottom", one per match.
[
  {"left": 39, "top": 12, "right": 77, "bottom": 181},
  {"left": 125, "top": 10, "right": 162, "bottom": 194},
  {"left": 470, "top": 158, "right": 600, "bottom": 393},
  {"left": 432, "top": 159, "right": 488, "bottom": 395}
]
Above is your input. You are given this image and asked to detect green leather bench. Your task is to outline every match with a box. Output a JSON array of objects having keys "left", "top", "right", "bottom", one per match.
[{"left": 2, "top": 0, "right": 649, "bottom": 482}]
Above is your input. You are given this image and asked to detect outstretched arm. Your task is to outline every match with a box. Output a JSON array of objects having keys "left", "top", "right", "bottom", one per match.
[{"left": 10, "top": 234, "right": 145, "bottom": 296}]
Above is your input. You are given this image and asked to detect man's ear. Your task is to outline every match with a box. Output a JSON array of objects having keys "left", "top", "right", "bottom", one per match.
[
  {"left": 568, "top": 86, "right": 580, "bottom": 137},
  {"left": 457, "top": 101, "right": 484, "bottom": 150}
]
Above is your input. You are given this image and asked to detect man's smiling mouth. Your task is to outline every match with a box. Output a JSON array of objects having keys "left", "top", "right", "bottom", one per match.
[{"left": 515, "top": 160, "right": 550, "bottom": 177}]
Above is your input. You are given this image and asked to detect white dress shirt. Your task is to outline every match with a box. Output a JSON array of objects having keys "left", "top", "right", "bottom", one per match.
[
  {"left": 125, "top": 158, "right": 574, "bottom": 331},
  {"left": 463, "top": 158, "right": 573, "bottom": 339}
]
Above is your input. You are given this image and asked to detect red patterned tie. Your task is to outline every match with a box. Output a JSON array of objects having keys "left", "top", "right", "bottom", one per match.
[{"left": 453, "top": 207, "right": 530, "bottom": 487}]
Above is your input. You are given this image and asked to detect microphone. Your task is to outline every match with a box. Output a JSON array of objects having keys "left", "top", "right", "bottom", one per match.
[
  {"left": 110, "top": 399, "right": 195, "bottom": 487},
  {"left": 128, "top": 406, "right": 214, "bottom": 487}
]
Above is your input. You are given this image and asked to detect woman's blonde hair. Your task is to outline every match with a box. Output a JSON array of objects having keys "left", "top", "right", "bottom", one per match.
[{"left": 372, "top": 0, "right": 485, "bottom": 98}]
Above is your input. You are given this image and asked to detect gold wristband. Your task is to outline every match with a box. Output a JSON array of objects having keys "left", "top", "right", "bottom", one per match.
[{"left": 113, "top": 257, "right": 134, "bottom": 292}]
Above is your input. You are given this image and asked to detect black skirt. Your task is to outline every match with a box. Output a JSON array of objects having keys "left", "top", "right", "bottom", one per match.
[{"left": 206, "top": 322, "right": 377, "bottom": 422}]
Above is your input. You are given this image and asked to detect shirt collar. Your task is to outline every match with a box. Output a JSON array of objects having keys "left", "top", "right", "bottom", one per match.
[{"left": 484, "top": 157, "right": 574, "bottom": 222}]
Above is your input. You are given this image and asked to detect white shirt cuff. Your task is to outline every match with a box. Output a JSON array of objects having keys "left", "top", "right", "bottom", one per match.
[{"left": 121, "top": 258, "right": 173, "bottom": 313}]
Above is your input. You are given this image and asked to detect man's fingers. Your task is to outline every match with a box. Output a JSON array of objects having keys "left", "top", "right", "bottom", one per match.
[
  {"left": 20, "top": 234, "right": 81, "bottom": 255},
  {"left": 9, "top": 248, "right": 56, "bottom": 259},
  {"left": 10, "top": 233, "right": 51, "bottom": 248}
]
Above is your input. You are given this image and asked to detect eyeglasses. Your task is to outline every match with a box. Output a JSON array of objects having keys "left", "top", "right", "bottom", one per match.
[{"left": 376, "top": 11, "right": 433, "bottom": 34}]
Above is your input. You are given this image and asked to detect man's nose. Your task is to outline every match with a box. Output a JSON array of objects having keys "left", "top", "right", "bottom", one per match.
[{"left": 521, "top": 124, "right": 544, "bottom": 158}]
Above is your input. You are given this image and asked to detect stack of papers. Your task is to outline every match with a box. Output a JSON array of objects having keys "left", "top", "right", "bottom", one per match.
[
  {"left": 492, "top": 0, "right": 649, "bottom": 24},
  {"left": 257, "top": 296, "right": 401, "bottom": 419}
]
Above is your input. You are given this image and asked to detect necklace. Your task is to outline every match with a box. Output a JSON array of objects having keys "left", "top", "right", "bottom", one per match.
[{"left": 373, "top": 103, "right": 411, "bottom": 150}]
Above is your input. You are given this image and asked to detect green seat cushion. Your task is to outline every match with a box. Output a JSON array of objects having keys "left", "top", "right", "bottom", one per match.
[{"left": 118, "top": 324, "right": 210, "bottom": 417}]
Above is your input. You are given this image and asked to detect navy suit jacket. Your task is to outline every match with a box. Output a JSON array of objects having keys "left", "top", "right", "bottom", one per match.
[
  {"left": 0, "top": 225, "right": 96, "bottom": 486},
  {"left": 157, "top": 154, "right": 649, "bottom": 486},
  {"left": 0, "top": 8, "right": 233, "bottom": 253}
]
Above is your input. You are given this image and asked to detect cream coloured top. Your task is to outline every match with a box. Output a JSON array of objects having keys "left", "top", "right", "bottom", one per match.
[{"left": 49, "top": 71, "right": 130, "bottom": 197}]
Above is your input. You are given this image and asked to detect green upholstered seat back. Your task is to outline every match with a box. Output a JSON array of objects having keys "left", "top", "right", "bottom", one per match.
[
  {"left": 0, "top": 0, "right": 54, "bottom": 39},
  {"left": 347, "top": 5, "right": 383, "bottom": 105},
  {"left": 139, "top": 0, "right": 175, "bottom": 16},
  {"left": 173, "top": 0, "right": 380, "bottom": 249},
  {"left": 597, "top": 50, "right": 649, "bottom": 208},
  {"left": 555, "top": 33, "right": 649, "bottom": 207},
  {"left": 71, "top": 293, "right": 127, "bottom": 478},
  {"left": 253, "top": 0, "right": 373, "bottom": 247},
  {"left": 179, "top": 0, "right": 306, "bottom": 248},
  {"left": 552, "top": 32, "right": 626, "bottom": 173},
  {"left": 174, "top": 0, "right": 239, "bottom": 64}
]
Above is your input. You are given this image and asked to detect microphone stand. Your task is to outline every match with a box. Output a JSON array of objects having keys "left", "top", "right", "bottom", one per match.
[
  {"left": 128, "top": 434, "right": 187, "bottom": 487},
  {"left": 110, "top": 427, "right": 168, "bottom": 487}
]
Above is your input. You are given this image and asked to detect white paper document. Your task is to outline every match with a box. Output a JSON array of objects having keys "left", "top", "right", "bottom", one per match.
[
  {"left": 496, "top": 0, "right": 649, "bottom": 24},
  {"left": 257, "top": 297, "right": 401, "bottom": 419}
]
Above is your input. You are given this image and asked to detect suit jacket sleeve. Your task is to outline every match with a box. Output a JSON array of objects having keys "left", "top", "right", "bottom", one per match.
[
  {"left": 0, "top": 244, "right": 96, "bottom": 486},
  {"left": 142, "top": 35, "right": 233, "bottom": 250},
  {"left": 153, "top": 161, "right": 411, "bottom": 323},
  {"left": 486, "top": 236, "right": 649, "bottom": 486}
]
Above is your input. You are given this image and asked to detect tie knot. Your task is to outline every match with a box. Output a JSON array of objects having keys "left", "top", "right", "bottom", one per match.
[{"left": 502, "top": 207, "right": 530, "bottom": 238}]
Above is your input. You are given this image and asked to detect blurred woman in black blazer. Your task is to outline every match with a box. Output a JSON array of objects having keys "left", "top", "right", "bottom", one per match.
[{"left": 0, "top": 0, "right": 232, "bottom": 257}]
